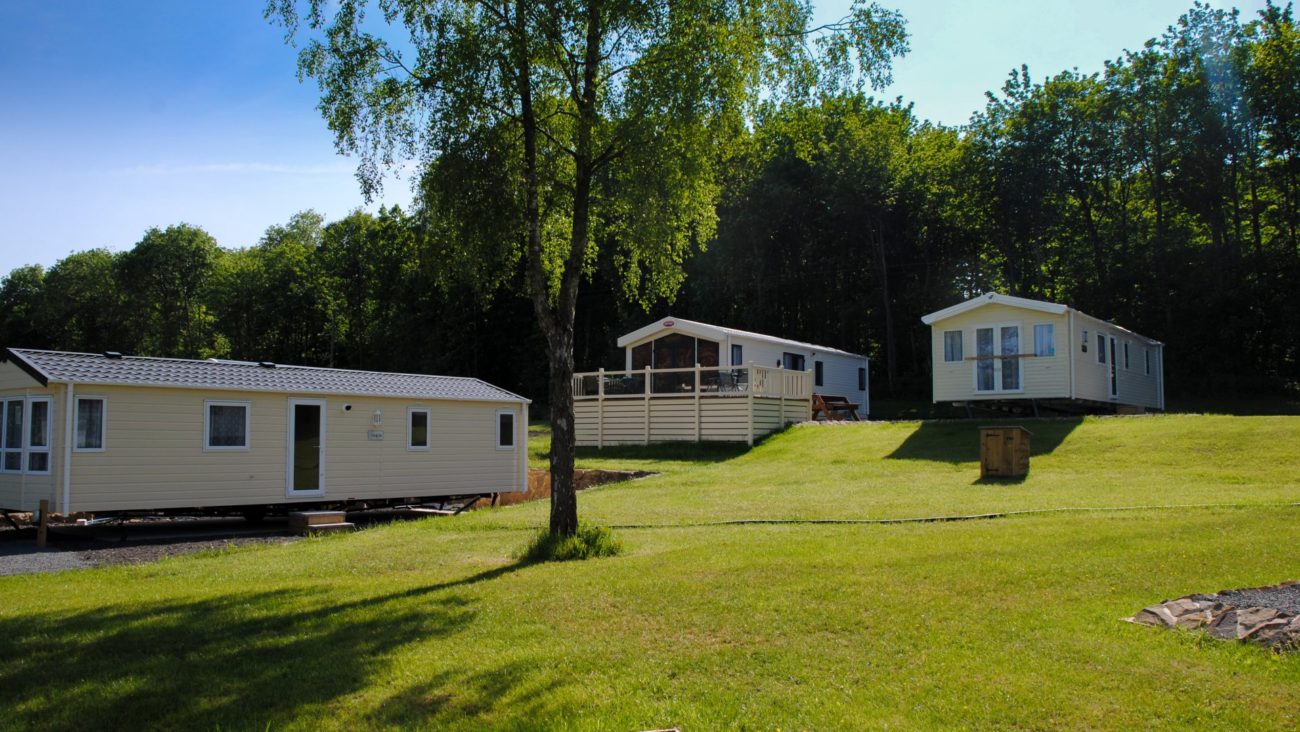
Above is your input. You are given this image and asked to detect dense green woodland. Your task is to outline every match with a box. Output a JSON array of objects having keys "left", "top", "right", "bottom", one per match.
[{"left": 4, "top": 2, "right": 1299, "bottom": 403}]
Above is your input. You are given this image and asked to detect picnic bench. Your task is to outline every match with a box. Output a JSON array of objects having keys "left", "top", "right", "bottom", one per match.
[{"left": 811, "top": 394, "right": 860, "bottom": 421}]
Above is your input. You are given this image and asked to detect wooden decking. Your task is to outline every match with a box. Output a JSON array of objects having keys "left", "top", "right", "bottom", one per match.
[{"left": 573, "top": 365, "right": 812, "bottom": 446}]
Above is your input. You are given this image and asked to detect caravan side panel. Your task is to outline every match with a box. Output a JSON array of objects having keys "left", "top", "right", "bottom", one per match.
[
  {"left": 68, "top": 385, "right": 525, "bottom": 513},
  {"left": 729, "top": 336, "right": 868, "bottom": 417},
  {"left": 1071, "top": 312, "right": 1162, "bottom": 409},
  {"left": 929, "top": 304, "right": 1070, "bottom": 402}
]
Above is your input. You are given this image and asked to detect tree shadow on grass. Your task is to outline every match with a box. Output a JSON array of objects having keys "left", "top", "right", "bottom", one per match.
[
  {"left": 886, "top": 418, "right": 1083, "bottom": 464},
  {"left": 0, "top": 561, "right": 568, "bottom": 730}
]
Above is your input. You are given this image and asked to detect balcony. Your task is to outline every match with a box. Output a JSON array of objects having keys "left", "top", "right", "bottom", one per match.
[{"left": 571, "top": 364, "right": 812, "bottom": 446}]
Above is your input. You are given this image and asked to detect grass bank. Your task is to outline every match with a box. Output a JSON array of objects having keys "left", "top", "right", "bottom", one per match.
[{"left": 2, "top": 414, "right": 1299, "bottom": 730}]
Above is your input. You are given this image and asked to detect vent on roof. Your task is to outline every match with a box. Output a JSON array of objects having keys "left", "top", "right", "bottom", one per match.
[
  {"left": 258, "top": 361, "right": 276, "bottom": 369},
  {"left": 103, "top": 351, "right": 123, "bottom": 360}
]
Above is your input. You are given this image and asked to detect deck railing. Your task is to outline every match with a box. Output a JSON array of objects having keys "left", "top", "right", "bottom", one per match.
[{"left": 572, "top": 364, "right": 813, "bottom": 401}]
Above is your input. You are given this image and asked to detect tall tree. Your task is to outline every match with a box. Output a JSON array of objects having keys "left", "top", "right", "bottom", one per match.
[
  {"left": 116, "top": 224, "right": 224, "bottom": 358},
  {"left": 0, "top": 265, "right": 48, "bottom": 350},
  {"left": 268, "top": 0, "right": 908, "bottom": 535},
  {"left": 39, "top": 249, "right": 127, "bottom": 353}
]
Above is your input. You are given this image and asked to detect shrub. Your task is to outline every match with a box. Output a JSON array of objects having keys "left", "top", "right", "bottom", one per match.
[{"left": 517, "top": 523, "right": 623, "bottom": 562}]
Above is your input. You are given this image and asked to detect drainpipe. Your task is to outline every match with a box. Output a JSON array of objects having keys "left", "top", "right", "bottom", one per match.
[{"left": 62, "top": 382, "right": 73, "bottom": 515}]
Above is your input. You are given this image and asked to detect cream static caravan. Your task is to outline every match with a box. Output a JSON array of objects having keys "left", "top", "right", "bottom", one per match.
[
  {"left": 0, "top": 349, "right": 529, "bottom": 517},
  {"left": 617, "top": 317, "right": 869, "bottom": 416},
  {"left": 571, "top": 317, "right": 867, "bottom": 448},
  {"left": 921, "top": 293, "right": 1165, "bottom": 413}
]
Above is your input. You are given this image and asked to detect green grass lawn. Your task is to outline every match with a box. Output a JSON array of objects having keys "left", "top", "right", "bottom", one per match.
[{"left": 4, "top": 415, "right": 1300, "bottom": 730}]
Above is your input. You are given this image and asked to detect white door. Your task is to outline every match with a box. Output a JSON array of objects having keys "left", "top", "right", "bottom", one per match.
[
  {"left": 287, "top": 398, "right": 326, "bottom": 497},
  {"left": 999, "top": 325, "right": 1021, "bottom": 391},
  {"left": 974, "top": 325, "right": 1021, "bottom": 393}
]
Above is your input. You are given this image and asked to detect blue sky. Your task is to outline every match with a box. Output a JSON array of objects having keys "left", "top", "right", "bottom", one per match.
[{"left": 0, "top": 0, "right": 1268, "bottom": 275}]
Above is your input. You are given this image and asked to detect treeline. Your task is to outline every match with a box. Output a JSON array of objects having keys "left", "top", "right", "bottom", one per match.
[
  {"left": 683, "top": 2, "right": 1300, "bottom": 397},
  {"left": 3, "top": 2, "right": 1298, "bottom": 402},
  {"left": 0, "top": 211, "right": 551, "bottom": 398}
]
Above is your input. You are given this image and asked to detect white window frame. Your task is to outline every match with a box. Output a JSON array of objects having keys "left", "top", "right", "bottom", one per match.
[
  {"left": 496, "top": 409, "right": 517, "bottom": 451},
  {"left": 1, "top": 398, "right": 24, "bottom": 474},
  {"left": 0, "top": 396, "right": 53, "bottom": 474},
  {"left": 972, "top": 322, "right": 1024, "bottom": 394},
  {"left": 1097, "top": 333, "right": 1107, "bottom": 364},
  {"left": 407, "top": 407, "right": 431, "bottom": 451},
  {"left": 74, "top": 395, "right": 108, "bottom": 453},
  {"left": 204, "top": 400, "right": 251, "bottom": 451},
  {"left": 25, "top": 396, "right": 53, "bottom": 475},
  {"left": 1033, "top": 323, "right": 1055, "bottom": 357},
  {"left": 943, "top": 330, "right": 963, "bottom": 363}
]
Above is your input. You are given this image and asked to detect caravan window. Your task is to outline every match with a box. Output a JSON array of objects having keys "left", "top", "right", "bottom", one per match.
[
  {"left": 497, "top": 410, "right": 516, "bottom": 450},
  {"left": 814, "top": 361, "right": 824, "bottom": 387},
  {"left": 1097, "top": 334, "right": 1106, "bottom": 364},
  {"left": 0, "top": 397, "right": 53, "bottom": 473},
  {"left": 205, "top": 401, "right": 250, "bottom": 450},
  {"left": 731, "top": 344, "right": 743, "bottom": 366},
  {"left": 3, "top": 400, "right": 22, "bottom": 471},
  {"left": 943, "top": 331, "right": 963, "bottom": 362},
  {"left": 75, "top": 397, "right": 106, "bottom": 451},
  {"left": 1145, "top": 349, "right": 1151, "bottom": 375},
  {"left": 408, "top": 408, "right": 430, "bottom": 450},
  {"left": 26, "top": 399, "right": 50, "bottom": 473},
  {"left": 782, "top": 353, "right": 806, "bottom": 371},
  {"left": 1034, "top": 324, "right": 1054, "bottom": 357},
  {"left": 858, "top": 367, "right": 866, "bottom": 391}
]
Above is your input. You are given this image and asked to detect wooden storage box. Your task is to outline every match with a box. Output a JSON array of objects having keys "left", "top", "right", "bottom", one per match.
[{"left": 979, "top": 426, "right": 1032, "bottom": 479}]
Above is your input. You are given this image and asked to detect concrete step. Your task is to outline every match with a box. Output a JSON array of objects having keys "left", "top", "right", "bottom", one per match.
[
  {"left": 288, "top": 511, "right": 346, "bottom": 529},
  {"left": 298, "top": 522, "right": 355, "bottom": 535}
]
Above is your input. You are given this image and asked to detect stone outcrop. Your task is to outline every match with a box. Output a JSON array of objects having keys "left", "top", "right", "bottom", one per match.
[{"left": 1128, "top": 581, "right": 1300, "bottom": 651}]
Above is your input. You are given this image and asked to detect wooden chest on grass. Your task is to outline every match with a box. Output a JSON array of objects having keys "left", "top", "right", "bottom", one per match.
[{"left": 979, "top": 426, "right": 1031, "bottom": 479}]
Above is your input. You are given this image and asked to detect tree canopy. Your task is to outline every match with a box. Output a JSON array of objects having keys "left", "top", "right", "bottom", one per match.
[
  {"left": 2, "top": 2, "right": 1299, "bottom": 492},
  {"left": 266, "top": 0, "right": 910, "bottom": 535}
]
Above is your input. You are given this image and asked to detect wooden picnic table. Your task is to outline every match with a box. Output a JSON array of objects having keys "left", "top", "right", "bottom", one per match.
[{"left": 812, "top": 394, "right": 860, "bottom": 421}]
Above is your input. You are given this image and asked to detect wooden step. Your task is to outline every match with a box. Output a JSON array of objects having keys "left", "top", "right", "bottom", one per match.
[
  {"left": 299, "top": 522, "right": 355, "bottom": 535},
  {"left": 289, "top": 511, "right": 347, "bottom": 530}
]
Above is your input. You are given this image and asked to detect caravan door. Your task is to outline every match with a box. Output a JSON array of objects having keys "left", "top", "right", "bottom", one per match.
[{"left": 287, "top": 398, "right": 326, "bottom": 497}]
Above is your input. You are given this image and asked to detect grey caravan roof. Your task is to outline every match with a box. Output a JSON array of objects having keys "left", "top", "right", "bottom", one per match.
[{"left": 4, "top": 349, "right": 529, "bottom": 404}]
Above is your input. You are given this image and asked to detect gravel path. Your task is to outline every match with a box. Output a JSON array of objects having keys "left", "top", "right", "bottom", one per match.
[
  {"left": 1214, "top": 583, "right": 1300, "bottom": 615},
  {"left": 0, "top": 524, "right": 298, "bottom": 576},
  {"left": 0, "top": 544, "right": 91, "bottom": 576}
]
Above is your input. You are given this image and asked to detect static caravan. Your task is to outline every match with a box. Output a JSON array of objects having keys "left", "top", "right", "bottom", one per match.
[
  {"left": 0, "top": 349, "right": 529, "bottom": 517},
  {"left": 618, "top": 317, "right": 869, "bottom": 415},
  {"left": 571, "top": 317, "right": 866, "bottom": 447},
  {"left": 921, "top": 293, "right": 1164, "bottom": 413}
]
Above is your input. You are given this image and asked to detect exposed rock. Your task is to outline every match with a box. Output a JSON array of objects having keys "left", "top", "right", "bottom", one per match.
[
  {"left": 1207, "top": 607, "right": 1240, "bottom": 640},
  {"left": 1133, "top": 604, "right": 1178, "bottom": 628},
  {"left": 1129, "top": 580, "right": 1300, "bottom": 652}
]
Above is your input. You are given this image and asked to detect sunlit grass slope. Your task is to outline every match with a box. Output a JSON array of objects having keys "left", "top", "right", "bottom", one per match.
[
  {"left": 517, "top": 414, "right": 1300, "bottom": 528},
  {"left": 2, "top": 414, "right": 1298, "bottom": 730}
]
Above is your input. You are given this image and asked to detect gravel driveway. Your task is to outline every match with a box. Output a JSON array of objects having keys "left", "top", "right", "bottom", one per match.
[{"left": 0, "top": 520, "right": 299, "bottom": 576}]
